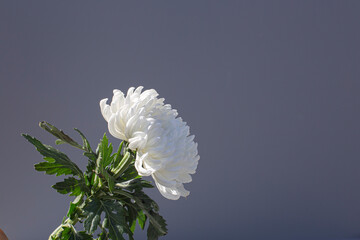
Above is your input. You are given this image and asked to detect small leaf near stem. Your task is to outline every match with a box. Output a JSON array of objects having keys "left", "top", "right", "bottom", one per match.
[
  {"left": 39, "top": 121, "right": 84, "bottom": 150},
  {"left": 74, "top": 128, "right": 93, "bottom": 152}
]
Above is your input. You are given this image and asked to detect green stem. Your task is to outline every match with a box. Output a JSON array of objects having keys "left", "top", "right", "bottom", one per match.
[{"left": 112, "top": 151, "right": 133, "bottom": 179}]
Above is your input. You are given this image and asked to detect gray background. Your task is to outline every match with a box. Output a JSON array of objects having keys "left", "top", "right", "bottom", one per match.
[{"left": 1, "top": 1, "right": 360, "bottom": 240}]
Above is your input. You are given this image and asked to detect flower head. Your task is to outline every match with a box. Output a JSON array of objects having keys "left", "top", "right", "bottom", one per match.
[{"left": 100, "top": 86, "right": 199, "bottom": 200}]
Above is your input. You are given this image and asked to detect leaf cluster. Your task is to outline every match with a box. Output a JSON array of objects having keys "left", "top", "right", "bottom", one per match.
[{"left": 23, "top": 122, "right": 167, "bottom": 240}]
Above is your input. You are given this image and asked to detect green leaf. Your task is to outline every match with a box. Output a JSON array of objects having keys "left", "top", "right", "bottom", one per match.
[
  {"left": 83, "top": 199, "right": 103, "bottom": 234},
  {"left": 113, "top": 190, "right": 167, "bottom": 239},
  {"left": 85, "top": 158, "right": 96, "bottom": 177},
  {"left": 128, "top": 207, "right": 137, "bottom": 233},
  {"left": 84, "top": 152, "right": 97, "bottom": 162},
  {"left": 74, "top": 128, "right": 93, "bottom": 153},
  {"left": 23, "top": 134, "right": 83, "bottom": 177},
  {"left": 39, "top": 121, "right": 83, "bottom": 150},
  {"left": 94, "top": 155, "right": 115, "bottom": 193},
  {"left": 137, "top": 210, "right": 146, "bottom": 230},
  {"left": 117, "top": 164, "right": 139, "bottom": 181},
  {"left": 56, "top": 139, "right": 67, "bottom": 145},
  {"left": 67, "top": 202, "right": 77, "bottom": 219},
  {"left": 103, "top": 170, "right": 115, "bottom": 193},
  {"left": 101, "top": 200, "right": 131, "bottom": 240},
  {"left": 52, "top": 177, "right": 87, "bottom": 196},
  {"left": 134, "top": 191, "right": 159, "bottom": 212},
  {"left": 91, "top": 174, "right": 102, "bottom": 193},
  {"left": 97, "top": 231, "right": 109, "bottom": 240},
  {"left": 146, "top": 211, "right": 167, "bottom": 240},
  {"left": 131, "top": 191, "right": 167, "bottom": 238},
  {"left": 67, "top": 194, "right": 84, "bottom": 219},
  {"left": 58, "top": 226, "right": 93, "bottom": 240},
  {"left": 73, "top": 232, "right": 93, "bottom": 240},
  {"left": 115, "top": 179, "right": 153, "bottom": 192},
  {"left": 83, "top": 199, "right": 132, "bottom": 240},
  {"left": 98, "top": 133, "right": 114, "bottom": 167}
]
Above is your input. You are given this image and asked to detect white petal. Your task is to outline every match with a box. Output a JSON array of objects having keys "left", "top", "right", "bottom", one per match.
[
  {"left": 99, "top": 98, "right": 111, "bottom": 122},
  {"left": 152, "top": 171, "right": 176, "bottom": 188},
  {"left": 175, "top": 183, "right": 190, "bottom": 197},
  {"left": 178, "top": 173, "right": 192, "bottom": 183},
  {"left": 154, "top": 181, "right": 181, "bottom": 200},
  {"left": 135, "top": 152, "right": 154, "bottom": 176},
  {"left": 108, "top": 115, "right": 126, "bottom": 140}
]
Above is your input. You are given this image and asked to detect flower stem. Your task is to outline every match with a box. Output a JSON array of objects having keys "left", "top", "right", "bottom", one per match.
[{"left": 112, "top": 151, "right": 133, "bottom": 179}]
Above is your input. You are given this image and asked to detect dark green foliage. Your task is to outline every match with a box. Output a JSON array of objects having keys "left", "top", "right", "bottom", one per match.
[
  {"left": 23, "top": 122, "right": 167, "bottom": 240},
  {"left": 52, "top": 177, "right": 87, "bottom": 196},
  {"left": 132, "top": 192, "right": 167, "bottom": 239},
  {"left": 74, "top": 128, "right": 93, "bottom": 153},
  {"left": 101, "top": 200, "right": 131, "bottom": 240},
  {"left": 118, "top": 164, "right": 140, "bottom": 181},
  {"left": 83, "top": 199, "right": 103, "bottom": 234},
  {"left": 115, "top": 179, "right": 154, "bottom": 192},
  {"left": 67, "top": 194, "right": 85, "bottom": 220},
  {"left": 146, "top": 211, "right": 167, "bottom": 240},
  {"left": 53, "top": 226, "right": 93, "bottom": 240},
  {"left": 23, "top": 134, "right": 83, "bottom": 177},
  {"left": 97, "top": 134, "right": 114, "bottom": 167},
  {"left": 137, "top": 210, "right": 147, "bottom": 230},
  {"left": 83, "top": 199, "right": 132, "bottom": 240}
]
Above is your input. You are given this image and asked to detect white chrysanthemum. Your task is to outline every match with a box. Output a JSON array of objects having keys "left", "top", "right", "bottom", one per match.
[{"left": 100, "top": 86, "right": 199, "bottom": 200}]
